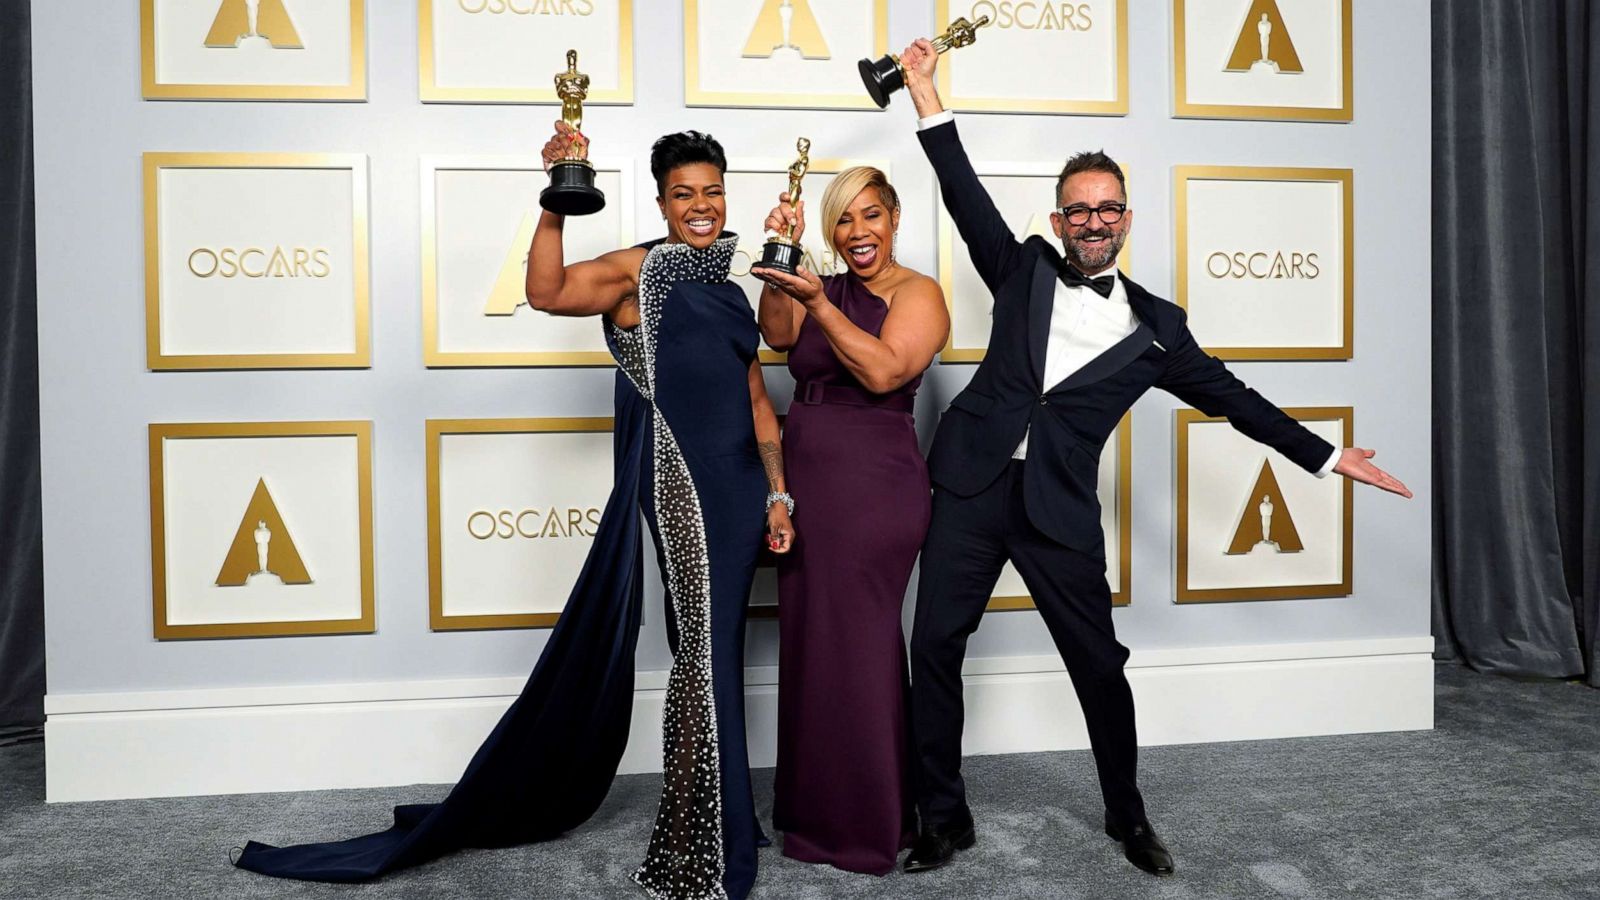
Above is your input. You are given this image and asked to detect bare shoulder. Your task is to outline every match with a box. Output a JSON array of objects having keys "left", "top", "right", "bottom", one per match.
[
  {"left": 598, "top": 245, "right": 648, "bottom": 280},
  {"left": 886, "top": 270, "right": 946, "bottom": 308}
]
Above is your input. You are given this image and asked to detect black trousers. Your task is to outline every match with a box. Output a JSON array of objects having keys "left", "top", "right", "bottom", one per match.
[{"left": 910, "top": 461, "right": 1147, "bottom": 830}]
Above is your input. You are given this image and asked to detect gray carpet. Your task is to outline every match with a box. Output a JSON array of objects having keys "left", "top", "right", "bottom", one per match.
[{"left": 3, "top": 663, "right": 1597, "bottom": 900}]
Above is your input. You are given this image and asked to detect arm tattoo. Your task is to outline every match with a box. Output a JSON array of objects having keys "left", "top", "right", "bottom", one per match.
[{"left": 758, "top": 440, "right": 784, "bottom": 490}]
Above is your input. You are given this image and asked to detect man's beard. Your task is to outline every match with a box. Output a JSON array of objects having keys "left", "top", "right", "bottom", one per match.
[{"left": 1064, "top": 227, "right": 1125, "bottom": 273}]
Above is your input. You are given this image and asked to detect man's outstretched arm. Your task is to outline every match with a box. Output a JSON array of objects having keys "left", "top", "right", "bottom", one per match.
[{"left": 1159, "top": 314, "right": 1412, "bottom": 497}]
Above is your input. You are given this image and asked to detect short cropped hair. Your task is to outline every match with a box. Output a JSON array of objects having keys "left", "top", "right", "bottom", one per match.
[
  {"left": 818, "top": 166, "right": 901, "bottom": 261},
  {"left": 650, "top": 131, "right": 727, "bottom": 195},
  {"left": 1055, "top": 150, "right": 1127, "bottom": 204}
]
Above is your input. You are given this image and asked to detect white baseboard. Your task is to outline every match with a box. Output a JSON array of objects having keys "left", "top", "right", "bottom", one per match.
[{"left": 44, "top": 637, "right": 1434, "bottom": 803}]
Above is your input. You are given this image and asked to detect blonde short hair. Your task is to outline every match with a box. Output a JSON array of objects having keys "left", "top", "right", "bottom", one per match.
[{"left": 818, "top": 166, "right": 901, "bottom": 263}]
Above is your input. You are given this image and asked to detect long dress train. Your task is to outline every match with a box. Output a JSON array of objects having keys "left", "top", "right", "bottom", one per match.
[{"left": 234, "top": 234, "right": 766, "bottom": 900}]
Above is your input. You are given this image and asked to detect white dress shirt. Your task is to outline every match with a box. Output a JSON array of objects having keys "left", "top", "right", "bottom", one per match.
[
  {"left": 1012, "top": 270, "right": 1134, "bottom": 459},
  {"left": 918, "top": 110, "right": 1340, "bottom": 477}
]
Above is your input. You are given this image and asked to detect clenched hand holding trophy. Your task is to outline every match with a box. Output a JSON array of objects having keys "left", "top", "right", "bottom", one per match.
[
  {"left": 539, "top": 49, "right": 606, "bottom": 217},
  {"left": 752, "top": 137, "right": 812, "bottom": 275},
  {"left": 858, "top": 15, "right": 991, "bottom": 108}
]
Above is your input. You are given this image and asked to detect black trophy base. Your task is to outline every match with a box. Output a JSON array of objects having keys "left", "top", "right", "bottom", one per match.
[
  {"left": 540, "top": 160, "right": 606, "bottom": 217},
  {"left": 859, "top": 54, "right": 905, "bottom": 109},
  {"left": 755, "top": 239, "right": 804, "bottom": 275}
]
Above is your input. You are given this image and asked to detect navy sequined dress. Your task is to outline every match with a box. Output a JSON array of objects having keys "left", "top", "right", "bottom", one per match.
[{"left": 234, "top": 234, "right": 768, "bottom": 900}]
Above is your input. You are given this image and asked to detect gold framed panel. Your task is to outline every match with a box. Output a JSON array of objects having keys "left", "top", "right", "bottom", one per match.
[
  {"left": 420, "top": 155, "right": 632, "bottom": 368},
  {"left": 143, "top": 152, "right": 372, "bottom": 370},
  {"left": 938, "top": 162, "right": 1132, "bottom": 363},
  {"left": 1173, "top": 165, "right": 1353, "bottom": 361},
  {"left": 149, "top": 420, "right": 376, "bottom": 639},
  {"left": 683, "top": 0, "right": 889, "bottom": 110},
  {"left": 418, "top": 0, "right": 635, "bottom": 104},
  {"left": 140, "top": 0, "right": 368, "bottom": 101},
  {"left": 1174, "top": 406, "right": 1353, "bottom": 603},
  {"left": 987, "top": 413, "right": 1134, "bottom": 611},
  {"left": 427, "top": 417, "right": 615, "bottom": 631},
  {"left": 1173, "top": 0, "right": 1353, "bottom": 123},
  {"left": 935, "top": 0, "right": 1129, "bottom": 115}
]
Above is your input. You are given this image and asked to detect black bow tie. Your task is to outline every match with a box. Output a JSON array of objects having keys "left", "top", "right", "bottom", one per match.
[{"left": 1060, "top": 266, "right": 1116, "bottom": 298}]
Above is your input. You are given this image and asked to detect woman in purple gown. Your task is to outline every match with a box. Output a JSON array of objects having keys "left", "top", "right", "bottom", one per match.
[{"left": 751, "top": 167, "right": 949, "bottom": 875}]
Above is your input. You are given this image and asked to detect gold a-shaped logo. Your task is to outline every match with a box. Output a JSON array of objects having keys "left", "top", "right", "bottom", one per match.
[
  {"left": 206, "top": 0, "right": 304, "bottom": 49},
  {"left": 1225, "top": 460, "right": 1304, "bottom": 554},
  {"left": 215, "top": 478, "right": 313, "bottom": 586},
  {"left": 1224, "top": 0, "right": 1303, "bottom": 74},
  {"left": 743, "top": 0, "right": 831, "bottom": 60},
  {"left": 484, "top": 213, "right": 539, "bottom": 316}
]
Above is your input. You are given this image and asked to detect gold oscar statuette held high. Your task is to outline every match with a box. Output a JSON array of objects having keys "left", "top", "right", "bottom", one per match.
[
  {"left": 754, "top": 138, "right": 811, "bottom": 275},
  {"left": 540, "top": 49, "right": 606, "bottom": 217},
  {"left": 859, "top": 15, "right": 992, "bottom": 109}
]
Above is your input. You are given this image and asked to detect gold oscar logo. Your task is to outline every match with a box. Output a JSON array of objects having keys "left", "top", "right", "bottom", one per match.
[
  {"left": 1225, "top": 0, "right": 1303, "bottom": 74},
  {"left": 743, "top": 0, "right": 831, "bottom": 60},
  {"left": 467, "top": 507, "right": 603, "bottom": 539},
  {"left": 188, "top": 247, "right": 333, "bottom": 279},
  {"left": 205, "top": 0, "right": 304, "bottom": 49},
  {"left": 484, "top": 213, "right": 538, "bottom": 316},
  {"left": 1225, "top": 460, "right": 1304, "bottom": 555},
  {"left": 967, "top": 2, "right": 1096, "bottom": 32},
  {"left": 215, "top": 478, "right": 313, "bottom": 586},
  {"left": 1205, "top": 251, "right": 1320, "bottom": 280},
  {"left": 456, "top": 0, "right": 596, "bottom": 14}
]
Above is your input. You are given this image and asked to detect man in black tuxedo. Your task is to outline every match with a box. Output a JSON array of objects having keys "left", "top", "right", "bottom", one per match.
[{"left": 894, "top": 39, "right": 1413, "bottom": 877}]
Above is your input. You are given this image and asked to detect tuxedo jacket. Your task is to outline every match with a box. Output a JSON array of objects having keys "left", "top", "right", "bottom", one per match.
[{"left": 920, "top": 120, "right": 1335, "bottom": 555}]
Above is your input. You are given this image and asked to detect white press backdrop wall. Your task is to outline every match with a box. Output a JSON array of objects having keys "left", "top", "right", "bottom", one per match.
[{"left": 32, "top": 1, "right": 1432, "bottom": 801}]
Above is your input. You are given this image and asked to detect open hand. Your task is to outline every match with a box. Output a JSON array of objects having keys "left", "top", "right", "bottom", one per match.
[
  {"left": 540, "top": 120, "right": 588, "bottom": 172},
  {"left": 764, "top": 192, "right": 805, "bottom": 242},
  {"left": 751, "top": 265, "right": 824, "bottom": 307},
  {"left": 1333, "top": 448, "right": 1412, "bottom": 498},
  {"left": 766, "top": 504, "right": 795, "bottom": 554}
]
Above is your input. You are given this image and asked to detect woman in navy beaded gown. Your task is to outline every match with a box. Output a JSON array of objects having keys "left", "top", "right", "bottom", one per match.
[
  {"left": 233, "top": 128, "right": 793, "bottom": 900},
  {"left": 752, "top": 167, "right": 949, "bottom": 875}
]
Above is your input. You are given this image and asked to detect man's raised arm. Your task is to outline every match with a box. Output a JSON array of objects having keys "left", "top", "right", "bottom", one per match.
[{"left": 901, "top": 39, "right": 1024, "bottom": 293}]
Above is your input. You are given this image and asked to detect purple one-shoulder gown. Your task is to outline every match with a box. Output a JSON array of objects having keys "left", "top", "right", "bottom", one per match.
[{"left": 773, "top": 273, "right": 929, "bottom": 875}]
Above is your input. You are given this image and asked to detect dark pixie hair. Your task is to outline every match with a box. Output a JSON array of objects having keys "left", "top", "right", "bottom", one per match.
[
  {"left": 1055, "top": 150, "right": 1127, "bottom": 203},
  {"left": 650, "top": 130, "right": 727, "bottom": 195}
]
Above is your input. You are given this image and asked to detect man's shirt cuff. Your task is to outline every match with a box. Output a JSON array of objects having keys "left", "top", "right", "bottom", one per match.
[{"left": 1314, "top": 447, "right": 1341, "bottom": 478}]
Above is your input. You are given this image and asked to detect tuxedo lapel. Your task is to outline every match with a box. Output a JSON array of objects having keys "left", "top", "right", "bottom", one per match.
[
  {"left": 1026, "top": 257, "right": 1056, "bottom": 387},
  {"left": 1051, "top": 321, "right": 1157, "bottom": 394},
  {"left": 1121, "top": 275, "right": 1166, "bottom": 342}
]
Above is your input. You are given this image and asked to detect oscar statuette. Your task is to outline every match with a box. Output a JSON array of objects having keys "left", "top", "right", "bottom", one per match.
[
  {"left": 540, "top": 49, "right": 606, "bottom": 217},
  {"left": 858, "top": 15, "right": 991, "bottom": 109},
  {"left": 755, "top": 138, "right": 811, "bottom": 275}
]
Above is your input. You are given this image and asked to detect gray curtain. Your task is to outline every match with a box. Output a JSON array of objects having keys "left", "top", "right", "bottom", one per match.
[
  {"left": 1433, "top": 0, "right": 1600, "bottom": 686},
  {"left": 0, "top": 1, "right": 43, "bottom": 725}
]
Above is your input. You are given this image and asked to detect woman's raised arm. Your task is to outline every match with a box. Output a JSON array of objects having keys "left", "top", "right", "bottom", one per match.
[{"left": 524, "top": 121, "right": 643, "bottom": 326}]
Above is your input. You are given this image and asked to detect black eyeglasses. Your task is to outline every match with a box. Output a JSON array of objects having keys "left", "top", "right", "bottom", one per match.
[{"left": 1058, "top": 203, "right": 1128, "bottom": 226}]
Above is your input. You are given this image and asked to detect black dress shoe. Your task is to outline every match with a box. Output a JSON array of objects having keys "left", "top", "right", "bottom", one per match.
[
  {"left": 903, "top": 816, "right": 977, "bottom": 873},
  {"left": 1104, "top": 817, "right": 1175, "bottom": 876}
]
